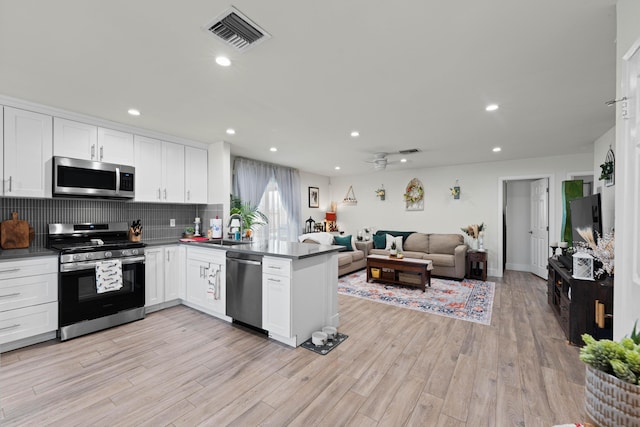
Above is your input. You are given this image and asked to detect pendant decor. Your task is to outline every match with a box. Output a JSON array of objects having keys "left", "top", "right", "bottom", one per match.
[
  {"left": 342, "top": 185, "right": 357, "bottom": 206},
  {"left": 599, "top": 146, "right": 615, "bottom": 187},
  {"left": 404, "top": 178, "right": 424, "bottom": 211}
]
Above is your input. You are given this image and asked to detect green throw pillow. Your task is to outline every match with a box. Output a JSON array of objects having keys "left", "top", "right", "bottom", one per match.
[
  {"left": 373, "top": 234, "right": 386, "bottom": 249},
  {"left": 334, "top": 235, "right": 353, "bottom": 251}
]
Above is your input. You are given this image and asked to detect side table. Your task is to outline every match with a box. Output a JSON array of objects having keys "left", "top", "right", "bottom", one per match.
[{"left": 467, "top": 250, "right": 488, "bottom": 281}]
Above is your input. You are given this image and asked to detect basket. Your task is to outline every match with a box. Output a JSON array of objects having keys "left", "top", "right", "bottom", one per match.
[
  {"left": 370, "top": 268, "right": 380, "bottom": 279},
  {"left": 398, "top": 272, "right": 422, "bottom": 285},
  {"left": 584, "top": 364, "right": 640, "bottom": 427}
]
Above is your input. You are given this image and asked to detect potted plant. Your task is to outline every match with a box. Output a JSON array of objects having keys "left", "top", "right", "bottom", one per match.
[
  {"left": 579, "top": 322, "right": 640, "bottom": 427},
  {"left": 229, "top": 196, "right": 268, "bottom": 236},
  {"left": 183, "top": 226, "right": 195, "bottom": 238}
]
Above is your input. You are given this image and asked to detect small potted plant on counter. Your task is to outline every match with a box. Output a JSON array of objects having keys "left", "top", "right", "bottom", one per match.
[{"left": 183, "top": 226, "right": 195, "bottom": 238}]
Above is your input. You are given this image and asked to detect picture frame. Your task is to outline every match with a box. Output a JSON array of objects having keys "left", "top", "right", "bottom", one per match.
[{"left": 308, "top": 187, "right": 319, "bottom": 208}]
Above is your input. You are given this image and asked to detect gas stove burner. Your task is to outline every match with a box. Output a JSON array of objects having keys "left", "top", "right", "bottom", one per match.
[{"left": 47, "top": 222, "right": 146, "bottom": 258}]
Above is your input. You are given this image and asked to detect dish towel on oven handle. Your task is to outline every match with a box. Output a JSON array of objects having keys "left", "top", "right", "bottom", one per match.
[
  {"left": 207, "top": 263, "right": 221, "bottom": 300},
  {"left": 95, "top": 259, "right": 123, "bottom": 294}
]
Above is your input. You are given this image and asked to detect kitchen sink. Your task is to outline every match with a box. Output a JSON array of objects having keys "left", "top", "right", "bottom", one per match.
[{"left": 200, "top": 239, "right": 251, "bottom": 246}]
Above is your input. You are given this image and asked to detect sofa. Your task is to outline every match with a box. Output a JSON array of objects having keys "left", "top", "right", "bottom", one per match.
[
  {"left": 367, "top": 230, "right": 468, "bottom": 279},
  {"left": 298, "top": 232, "right": 369, "bottom": 276}
]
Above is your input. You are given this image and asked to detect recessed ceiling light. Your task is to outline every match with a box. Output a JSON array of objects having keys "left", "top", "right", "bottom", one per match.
[
  {"left": 270, "top": 147, "right": 277, "bottom": 152},
  {"left": 350, "top": 131, "right": 360, "bottom": 137},
  {"left": 226, "top": 128, "right": 236, "bottom": 135},
  {"left": 400, "top": 158, "right": 407, "bottom": 163},
  {"left": 486, "top": 104, "right": 499, "bottom": 112},
  {"left": 216, "top": 56, "right": 231, "bottom": 67},
  {"left": 493, "top": 147, "right": 502, "bottom": 152},
  {"left": 335, "top": 166, "right": 341, "bottom": 170},
  {"left": 127, "top": 109, "right": 140, "bottom": 116}
]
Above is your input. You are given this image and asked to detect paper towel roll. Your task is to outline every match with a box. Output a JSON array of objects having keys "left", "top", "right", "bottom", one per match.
[{"left": 211, "top": 218, "right": 223, "bottom": 238}]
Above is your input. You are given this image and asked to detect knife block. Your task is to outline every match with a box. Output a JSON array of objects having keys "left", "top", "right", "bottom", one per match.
[{"left": 128, "top": 228, "right": 142, "bottom": 242}]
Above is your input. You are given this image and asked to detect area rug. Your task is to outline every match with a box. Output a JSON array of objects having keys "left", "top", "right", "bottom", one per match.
[
  {"left": 300, "top": 333, "right": 349, "bottom": 355},
  {"left": 338, "top": 270, "right": 495, "bottom": 325}
]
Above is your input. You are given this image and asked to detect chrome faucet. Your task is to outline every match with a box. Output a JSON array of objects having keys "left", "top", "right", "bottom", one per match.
[{"left": 227, "top": 213, "right": 244, "bottom": 240}]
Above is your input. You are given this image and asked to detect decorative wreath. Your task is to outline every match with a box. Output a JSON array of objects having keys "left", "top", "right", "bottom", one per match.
[{"left": 403, "top": 178, "right": 424, "bottom": 204}]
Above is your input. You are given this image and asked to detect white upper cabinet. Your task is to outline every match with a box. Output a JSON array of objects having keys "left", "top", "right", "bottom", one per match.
[
  {"left": 3, "top": 107, "right": 53, "bottom": 198},
  {"left": 163, "top": 141, "right": 185, "bottom": 203},
  {"left": 134, "top": 135, "right": 163, "bottom": 202},
  {"left": 134, "top": 136, "right": 184, "bottom": 203},
  {"left": 185, "top": 146, "right": 207, "bottom": 204},
  {"left": 54, "top": 118, "right": 133, "bottom": 165},
  {"left": 97, "top": 127, "right": 134, "bottom": 165},
  {"left": 53, "top": 118, "right": 97, "bottom": 160}
]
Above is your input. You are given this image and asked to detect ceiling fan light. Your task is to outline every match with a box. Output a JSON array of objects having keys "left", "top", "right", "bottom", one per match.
[{"left": 486, "top": 104, "right": 499, "bottom": 112}]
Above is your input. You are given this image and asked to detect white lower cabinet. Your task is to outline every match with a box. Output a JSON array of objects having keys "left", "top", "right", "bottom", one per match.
[
  {"left": 262, "top": 254, "right": 338, "bottom": 347},
  {"left": 184, "top": 247, "right": 227, "bottom": 320},
  {"left": 0, "top": 256, "right": 58, "bottom": 352},
  {"left": 262, "top": 257, "right": 291, "bottom": 339},
  {"left": 145, "top": 245, "right": 183, "bottom": 312}
]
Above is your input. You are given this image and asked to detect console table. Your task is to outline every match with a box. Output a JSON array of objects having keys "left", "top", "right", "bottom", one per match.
[{"left": 547, "top": 258, "right": 614, "bottom": 346}]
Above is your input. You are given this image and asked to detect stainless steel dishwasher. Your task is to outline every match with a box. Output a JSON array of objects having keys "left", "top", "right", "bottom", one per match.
[{"left": 226, "top": 251, "right": 264, "bottom": 331}]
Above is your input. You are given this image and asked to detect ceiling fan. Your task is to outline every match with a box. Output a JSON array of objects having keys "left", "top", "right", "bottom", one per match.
[{"left": 365, "top": 149, "right": 420, "bottom": 170}]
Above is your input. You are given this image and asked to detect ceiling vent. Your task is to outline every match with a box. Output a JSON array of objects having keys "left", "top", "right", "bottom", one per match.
[{"left": 202, "top": 7, "right": 271, "bottom": 53}]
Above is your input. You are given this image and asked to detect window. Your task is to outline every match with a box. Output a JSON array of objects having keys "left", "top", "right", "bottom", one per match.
[{"left": 255, "top": 178, "right": 295, "bottom": 242}]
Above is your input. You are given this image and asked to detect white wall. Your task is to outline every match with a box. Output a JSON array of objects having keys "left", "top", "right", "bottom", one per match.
[
  {"left": 593, "top": 127, "right": 615, "bottom": 233},
  {"left": 505, "top": 180, "right": 532, "bottom": 272},
  {"left": 299, "top": 171, "right": 331, "bottom": 232},
  {"left": 329, "top": 152, "right": 593, "bottom": 277},
  {"left": 614, "top": 0, "right": 640, "bottom": 339}
]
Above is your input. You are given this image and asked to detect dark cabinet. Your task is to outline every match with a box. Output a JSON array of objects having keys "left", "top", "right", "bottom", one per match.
[{"left": 547, "top": 258, "right": 613, "bottom": 346}]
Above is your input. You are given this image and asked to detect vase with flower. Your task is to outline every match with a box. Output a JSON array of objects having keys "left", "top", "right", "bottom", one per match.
[{"left": 461, "top": 223, "right": 485, "bottom": 250}]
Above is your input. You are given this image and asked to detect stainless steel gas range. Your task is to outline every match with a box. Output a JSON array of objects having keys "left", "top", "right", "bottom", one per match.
[{"left": 47, "top": 222, "right": 145, "bottom": 341}]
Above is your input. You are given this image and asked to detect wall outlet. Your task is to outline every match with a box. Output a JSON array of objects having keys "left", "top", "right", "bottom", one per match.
[{"left": 170, "top": 219, "right": 175, "bottom": 227}]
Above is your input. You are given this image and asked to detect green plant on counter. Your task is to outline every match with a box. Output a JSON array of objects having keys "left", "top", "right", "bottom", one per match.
[
  {"left": 230, "top": 196, "right": 268, "bottom": 231},
  {"left": 580, "top": 321, "right": 640, "bottom": 385}
]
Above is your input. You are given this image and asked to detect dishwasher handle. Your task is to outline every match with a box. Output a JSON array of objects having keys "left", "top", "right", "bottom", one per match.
[{"left": 227, "top": 258, "right": 261, "bottom": 266}]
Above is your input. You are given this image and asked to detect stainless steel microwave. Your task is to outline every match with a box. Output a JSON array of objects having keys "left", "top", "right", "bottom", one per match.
[{"left": 53, "top": 156, "right": 135, "bottom": 199}]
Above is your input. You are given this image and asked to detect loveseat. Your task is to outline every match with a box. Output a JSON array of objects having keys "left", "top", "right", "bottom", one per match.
[
  {"left": 367, "top": 230, "right": 468, "bottom": 279},
  {"left": 298, "top": 232, "right": 369, "bottom": 276}
]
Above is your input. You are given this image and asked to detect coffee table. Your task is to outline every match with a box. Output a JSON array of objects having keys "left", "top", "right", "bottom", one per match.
[{"left": 366, "top": 254, "right": 433, "bottom": 292}]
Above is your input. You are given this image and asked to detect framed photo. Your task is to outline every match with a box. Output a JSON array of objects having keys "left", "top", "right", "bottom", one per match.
[{"left": 308, "top": 187, "right": 319, "bottom": 208}]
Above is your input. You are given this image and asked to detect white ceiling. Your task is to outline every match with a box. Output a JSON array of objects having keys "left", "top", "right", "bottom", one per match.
[{"left": 0, "top": 0, "right": 617, "bottom": 176}]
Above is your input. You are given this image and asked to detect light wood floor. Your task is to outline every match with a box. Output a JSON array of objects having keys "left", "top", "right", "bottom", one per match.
[{"left": 0, "top": 270, "right": 587, "bottom": 426}]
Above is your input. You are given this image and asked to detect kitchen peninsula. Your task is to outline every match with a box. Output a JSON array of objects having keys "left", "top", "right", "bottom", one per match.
[{"left": 182, "top": 240, "right": 341, "bottom": 348}]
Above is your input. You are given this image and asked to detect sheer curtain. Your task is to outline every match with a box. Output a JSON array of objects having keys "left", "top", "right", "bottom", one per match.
[
  {"left": 232, "top": 158, "right": 273, "bottom": 208},
  {"left": 232, "top": 157, "right": 301, "bottom": 242}
]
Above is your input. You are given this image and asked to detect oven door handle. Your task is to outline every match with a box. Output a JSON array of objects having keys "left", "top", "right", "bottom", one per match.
[{"left": 60, "top": 256, "right": 146, "bottom": 272}]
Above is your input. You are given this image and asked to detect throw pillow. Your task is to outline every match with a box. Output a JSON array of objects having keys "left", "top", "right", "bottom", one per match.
[
  {"left": 372, "top": 234, "right": 386, "bottom": 249},
  {"left": 334, "top": 234, "right": 353, "bottom": 251},
  {"left": 385, "top": 234, "right": 403, "bottom": 252}
]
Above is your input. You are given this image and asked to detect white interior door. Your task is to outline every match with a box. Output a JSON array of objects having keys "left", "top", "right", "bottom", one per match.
[
  {"left": 615, "top": 40, "right": 640, "bottom": 339},
  {"left": 530, "top": 178, "right": 549, "bottom": 279}
]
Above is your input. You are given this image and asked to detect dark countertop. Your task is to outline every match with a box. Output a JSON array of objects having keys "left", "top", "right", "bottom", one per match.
[
  {"left": 0, "top": 239, "right": 340, "bottom": 261},
  {"left": 183, "top": 239, "right": 342, "bottom": 260},
  {"left": 0, "top": 246, "right": 58, "bottom": 260}
]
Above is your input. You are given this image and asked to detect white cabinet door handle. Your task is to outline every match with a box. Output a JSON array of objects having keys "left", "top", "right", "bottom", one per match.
[
  {"left": 163, "top": 189, "right": 167, "bottom": 200},
  {"left": 91, "top": 144, "right": 96, "bottom": 159},
  {"left": 100, "top": 146, "right": 104, "bottom": 161},
  {"left": 157, "top": 188, "right": 161, "bottom": 200},
  {"left": 8, "top": 176, "right": 12, "bottom": 193},
  {"left": 187, "top": 190, "right": 190, "bottom": 201},
  {"left": 0, "top": 292, "right": 21, "bottom": 298}
]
